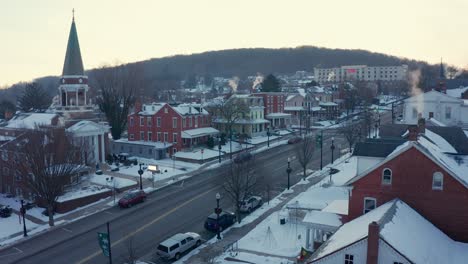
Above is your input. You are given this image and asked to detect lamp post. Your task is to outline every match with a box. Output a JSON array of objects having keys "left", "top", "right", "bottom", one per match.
[
  {"left": 138, "top": 164, "right": 143, "bottom": 190},
  {"left": 320, "top": 130, "right": 323, "bottom": 170},
  {"left": 20, "top": 200, "right": 27, "bottom": 237},
  {"left": 215, "top": 193, "right": 222, "bottom": 239},
  {"left": 286, "top": 157, "right": 292, "bottom": 190},
  {"left": 267, "top": 127, "right": 270, "bottom": 147},
  {"left": 330, "top": 137, "right": 335, "bottom": 164},
  {"left": 218, "top": 140, "right": 222, "bottom": 163}
]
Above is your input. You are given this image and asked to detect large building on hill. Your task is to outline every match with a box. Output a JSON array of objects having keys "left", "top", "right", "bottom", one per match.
[{"left": 314, "top": 65, "right": 408, "bottom": 84}]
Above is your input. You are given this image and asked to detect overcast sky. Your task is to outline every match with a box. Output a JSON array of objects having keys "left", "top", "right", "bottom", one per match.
[{"left": 1, "top": 0, "right": 467, "bottom": 86}]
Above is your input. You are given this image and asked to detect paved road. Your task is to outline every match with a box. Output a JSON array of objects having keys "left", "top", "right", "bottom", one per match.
[{"left": 0, "top": 135, "right": 346, "bottom": 264}]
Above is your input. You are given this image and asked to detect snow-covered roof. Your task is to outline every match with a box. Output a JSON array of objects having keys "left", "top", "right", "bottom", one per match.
[
  {"left": 303, "top": 211, "right": 342, "bottom": 229},
  {"left": 0, "top": 135, "right": 15, "bottom": 141},
  {"left": 140, "top": 103, "right": 166, "bottom": 115},
  {"left": 427, "top": 118, "right": 447, "bottom": 127},
  {"left": 322, "top": 199, "right": 348, "bottom": 215},
  {"left": 446, "top": 86, "right": 468, "bottom": 98},
  {"left": 319, "top": 102, "right": 338, "bottom": 107},
  {"left": 311, "top": 199, "right": 468, "bottom": 263},
  {"left": 66, "top": 120, "right": 110, "bottom": 134},
  {"left": 284, "top": 106, "right": 305, "bottom": 111},
  {"left": 181, "top": 127, "right": 219, "bottom": 139},
  {"left": 266, "top": 113, "right": 291, "bottom": 118},
  {"left": 424, "top": 129, "right": 457, "bottom": 153},
  {"left": 173, "top": 104, "right": 208, "bottom": 115},
  {"left": 6, "top": 113, "right": 59, "bottom": 129},
  {"left": 311, "top": 106, "right": 323, "bottom": 111},
  {"left": 297, "top": 88, "right": 306, "bottom": 97}
]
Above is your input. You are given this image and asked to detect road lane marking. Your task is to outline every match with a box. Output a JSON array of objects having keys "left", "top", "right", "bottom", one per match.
[
  {"left": 62, "top": 228, "right": 73, "bottom": 233},
  {"left": 0, "top": 247, "right": 23, "bottom": 258},
  {"left": 76, "top": 186, "right": 218, "bottom": 264}
]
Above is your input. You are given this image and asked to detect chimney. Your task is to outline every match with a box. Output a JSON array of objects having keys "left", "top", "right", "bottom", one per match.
[
  {"left": 417, "top": 118, "right": 426, "bottom": 134},
  {"left": 407, "top": 125, "right": 419, "bottom": 141},
  {"left": 366, "top": 221, "right": 380, "bottom": 264}
]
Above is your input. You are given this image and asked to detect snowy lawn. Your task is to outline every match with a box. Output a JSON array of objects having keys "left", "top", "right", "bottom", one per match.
[
  {"left": 57, "top": 185, "right": 109, "bottom": 202},
  {"left": 0, "top": 213, "right": 38, "bottom": 241},
  {"left": 90, "top": 174, "right": 137, "bottom": 188},
  {"left": 247, "top": 135, "right": 280, "bottom": 145},
  {"left": 117, "top": 163, "right": 186, "bottom": 183}
]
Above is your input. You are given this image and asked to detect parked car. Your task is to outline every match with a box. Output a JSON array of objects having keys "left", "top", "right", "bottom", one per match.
[
  {"left": 239, "top": 196, "right": 263, "bottom": 213},
  {"left": 204, "top": 211, "right": 236, "bottom": 232},
  {"left": 118, "top": 190, "right": 147, "bottom": 208},
  {"left": 287, "top": 137, "right": 303, "bottom": 144},
  {"left": 156, "top": 232, "right": 202, "bottom": 260},
  {"left": 0, "top": 205, "right": 12, "bottom": 218},
  {"left": 234, "top": 152, "right": 252, "bottom": 163}
]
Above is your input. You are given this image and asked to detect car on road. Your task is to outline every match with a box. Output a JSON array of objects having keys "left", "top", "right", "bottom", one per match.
[
  {"left": 204, "top": 211, "right": 236, "bottom": 232},
  {"left": 0, "top": 205, "right": 12, "bottom": 218},
  {"left": 239, "top": 196, "right": 263, "bottom": 213},
  {"left": 156, "top": 232, "right": 202, "bottom": 260},
  {"left": 234, "top": 152, "right": 253, "bottom": 163},
  {"left": 118, "top": 190, "right": 146, "bottom": 208},
  {"left": 287, "top": 136, "right": 303, "bottom": 144}
]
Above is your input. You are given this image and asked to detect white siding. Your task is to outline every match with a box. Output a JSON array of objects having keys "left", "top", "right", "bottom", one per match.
[
  {"left": 378, "top": 239, "right": 410, "bottom": 264},
  {"left": 357, "top": 156, "right": 384, "bottom": 175},
  {"left": 313, "top": 238, "right": 367, "bottom": 264}
]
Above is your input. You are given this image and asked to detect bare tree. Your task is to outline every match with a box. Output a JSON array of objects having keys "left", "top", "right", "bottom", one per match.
[
  {"left": 92, "top": 64, "right": 143, "bottom": 140},
  {"left": 11, "top": 128, "right": 85, "bottom": 226},
  {"left": 255, "top": 167, "right": 272, "bottom": 205},
  {"left": 223, "top": 159, "right": 257, "bottom": 223},
  {"left": 338, "top": 120, "right": 362, "bottom": 151},
  {"left": 295, "top": 136, "right": 315, "bottom": 180},
  {"left": 122, "top": 235, "right": 137, "bottom": 264},
  {"left": 206, "top": 97, "right": 249, "bottom": 159}
]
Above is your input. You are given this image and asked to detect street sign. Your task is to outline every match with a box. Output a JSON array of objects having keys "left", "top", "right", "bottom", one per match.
[{"left": 98, "top": 232, "right": 110, "bottom": 257}]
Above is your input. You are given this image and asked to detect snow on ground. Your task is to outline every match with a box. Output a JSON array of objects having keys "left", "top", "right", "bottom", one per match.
[
  {"left": 214, "top": 251, "right": 294, "bottom": 264},
  {"left": 0, "top": 213, "right": 38, "bottom": 241},
  {"left": 175, "top": 141, "right": 250, "bottom": 161},
  {"left": 328, "top": 156, "right": 357, "bottom": 186},
  {"left": 90, "top": 174, "right": 137, "bottom": 188},
  {"left": 248, "top": 135, "right": 279, "bottom": 145},
  {"left": 117, "top": 163, "right": 186, "bottom": 183},
  {"left": 0, "top": 220, "right": 65, "bottom": 247}
]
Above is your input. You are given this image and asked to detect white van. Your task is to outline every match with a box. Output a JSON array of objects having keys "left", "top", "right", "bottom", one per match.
[{"left": 156, "top": 232, "right": 201, "bottom": 260}]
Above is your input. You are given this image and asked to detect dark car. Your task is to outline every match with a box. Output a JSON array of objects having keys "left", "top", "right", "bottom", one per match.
[
  {"left": 234, "top": 152, "right": 252, "bottom": 163},
  {"left": 0, "top": 205, "right": 12, "bottom": 218},
  {"left": 287, "top": 137, "right": 303, "bottom": 144},
  {"left": 204, "top": 211, "right": 236, "bottom": 232},
  {"left": 118, "top": 190, "right": 147, "bottom": 208}
]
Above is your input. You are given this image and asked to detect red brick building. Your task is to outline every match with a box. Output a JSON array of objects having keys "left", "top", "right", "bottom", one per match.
[
  {"left": 346, "top": 141, "right": 468, "bottom": 242},
  {"left": 252, "top": 92, "right": 291, "bottom": 129},
  {"left": 127, "top": 103, "right": 217, "bottom": 155}
]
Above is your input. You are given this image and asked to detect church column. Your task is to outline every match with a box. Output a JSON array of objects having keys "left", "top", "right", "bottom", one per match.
[
  {"left": 84, "top": 90, "right": 87, "bottom": 105},
  {"left": 76, "top": 90, "right": 79, "bottom": 106},
  {"left": 100, "top": 133, "right": 105, "bottom": 163},
  {"left": 65, "top": 92, "right": 68, "bottom": 106}
]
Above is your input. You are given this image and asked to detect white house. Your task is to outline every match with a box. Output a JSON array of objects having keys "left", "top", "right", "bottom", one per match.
[
  {"left": 402, "top": 90, "right": 468, "bottom": 128},
  {"left": 66, "top": 120, "right": 110, "bottom": 164}
]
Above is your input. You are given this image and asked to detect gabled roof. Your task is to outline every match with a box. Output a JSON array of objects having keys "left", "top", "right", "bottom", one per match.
[
  {"left": 310, "top": 199, "right": 468, "bottom": 264},
  {"left": 5, "top": 113, "right": 60, "bottom": 129},
  {"left": 66, "top": 120, "right": 109, "bottom": 133},
  {"left": 404, "top": 90, "right": 461, "bottom": 103},
  {"left": 62, "top": 18, "right": 84, "bottom": 76},
  {"left": 353, "top": 139, "right": 406, "bottom": 157}
]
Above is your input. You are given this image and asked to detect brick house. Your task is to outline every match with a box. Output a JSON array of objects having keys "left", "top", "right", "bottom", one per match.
[
  {"left": 252, "top": 92, "right": 291, "bottom": 129},
  {"left": 126, "top": 102, "right": 217, "bottom": 156},
  {"left": 345, "top": 137, "right": 468, "bottom": 242}
]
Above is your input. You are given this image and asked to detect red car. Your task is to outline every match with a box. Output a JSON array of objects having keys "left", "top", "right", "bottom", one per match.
[{"left": 118, "top": 190, "right": 147, "bottom": 208}]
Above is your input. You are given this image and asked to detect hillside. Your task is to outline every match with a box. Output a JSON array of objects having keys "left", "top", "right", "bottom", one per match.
[{"left": 1, "top": 46, "right": 439, "bottom": 102}]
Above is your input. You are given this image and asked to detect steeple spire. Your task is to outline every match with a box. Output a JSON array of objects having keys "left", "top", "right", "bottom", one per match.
[{"left": 62, "top": 11, "right": 84, "bottom": 76}]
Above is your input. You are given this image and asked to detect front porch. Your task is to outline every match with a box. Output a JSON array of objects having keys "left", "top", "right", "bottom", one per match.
[
  {"left": 266, "top": 112, "right": 292, "bottom": 129},
  {"left": 182, "top": 127, "right": 220, "bottom": 149}
]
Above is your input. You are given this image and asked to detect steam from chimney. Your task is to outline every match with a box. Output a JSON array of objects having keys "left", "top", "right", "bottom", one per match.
[
  {"left": 252, "top": 73, "right": 264, "bottom": 91},
  {"left": 228, "top": 76, "right": 240, "bottom": 93},
  {"left": 327, "top": 71, "right": 336, "bottom": 82},
  {"left": 409, "top": 69, "right": 424, "bottom": 114}
]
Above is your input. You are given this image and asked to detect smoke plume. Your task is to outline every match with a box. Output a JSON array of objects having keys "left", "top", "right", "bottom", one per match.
[
  {"left": 252, "top": 73, "right": 264, "bottom": 90},
  {"left": 228, "top": 76, "right": 240, "bottom": 93},
  {"left": 408, "top": 69, "right": 423, "bottom": 115}
]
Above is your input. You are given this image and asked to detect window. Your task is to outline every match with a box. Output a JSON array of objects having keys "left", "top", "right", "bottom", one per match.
[
  {"left": 140, "top": 117, "right": 144, "bottom": 126},
  {"left": 139, "top": 147, "right": 142, "bottom": 154},
  {"left": 344, "top": 254, "right": 354, "bottom": 264},
  {"left": 148, "top": 148, "right": 153, "bottom": 155},
  {"left": 445, "top": 106, "right": 451, "bottom": 119},
  {"left": 412, "top": 108, "right": 418, "bottom": 119},
  {"left": 173, "top": 133, "right": 178, "bottom": 143},
  {"left": 129, "top": 134, "right": 134, "bottom": 140},
  {"left": 157, "top": 117, "right": 161, "bottom": 127},
  {"left": 432, "top": 172, "right": 443, "bottom": 190},
  {"left": 147, "top": 118, "right": 152, "bottom": 127},
  {"left": 15, "top": 171, "right": 22, "bottom": 181},
  {"left": 187, "top": 237, "right": 193, "bottom": 241},
  {"left": 1, "top": 151, "right": 7, "bottom": 161},
  {"left": 173, "top": 117, "right": 178, "bottom": 128},
  {"left": 429, "top": 112, "right": 434, "bottom": 118},
  {"left": 157, "top": 132, "right": 161, "bottom": 142},
  {"left": 189, "top": 117, "right": 193, "bottom": 127},
  {"left": 173, "top": 148, "right": 177, "bottom": 154},
  {"left": 130, "top": 117, "right": 134, "bottom": 127},
  {"left": 195, "top": 116, "right": 198, "bottom": 127},
  {"left": 364, "top": 197, "right": 376, "bottom": 214},
  {"left": 164, "top": 132, "right": 168, "bottom": 142},
  {"left": 182, "top": 117, "right": 186, "bottom": 128},
  {"left": 169, "top": 243, "right": 179, "bottom": 251},
  {"left": 164, "top": 107, "right": 168, "bottom": 114},
  {"left": 382, "top": 168, "right": 392, "bottom": 185},
  {"left": 181, "top": 239, "right": 187, "bottom": 245},
  {"left": 148, "top": 132, "right": 152, "bottom": 141},
  {"left": 140, "top": 132, "right": 145, "bottom": 141}
]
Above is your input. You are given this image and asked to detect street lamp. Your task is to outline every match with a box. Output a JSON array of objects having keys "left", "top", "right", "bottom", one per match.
[
  {"left": 215, "top": 193, "right": 222, "bottom": 239},
  {"left": 138, "top": 164, "right": 144, "bottom": 190},
  {"left": 286, "top": 157, "right": 292, "bottom": 190},
  {"left": 218, "top": 139, "right": 222, "bottom": 163},
  {"left": 267, "top": 127, "right": 270, "bottom": 147},
  {"left": 106, "top": 177, "right": 116, "bottom": 205},
  {"left": 330, "top": 137, "right": 335, "bottom": 164},
  {"left": 20, "top": 200, "right": 27, "bottom": 237}
]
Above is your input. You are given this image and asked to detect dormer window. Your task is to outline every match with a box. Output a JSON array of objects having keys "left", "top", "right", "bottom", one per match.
[
  {"left": 164, "top": 108, "right": 168, "bottom": 114},
  {"left": 432, "top": 172, "right": 443, "bottom": 190},
  {"left": 382, "top": 168, "right": 392, "bottom": 185}
]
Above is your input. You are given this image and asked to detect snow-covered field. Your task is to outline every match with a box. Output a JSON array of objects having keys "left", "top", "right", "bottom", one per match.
[
  {"left": 57, "top": 185, "right": 109, "bottom": 202},
  {"left": 90, "top": 174, "right": 137, "bottom": 188},
  {"left": 0, "top": 213, "right": 38, "bottom": 241}
]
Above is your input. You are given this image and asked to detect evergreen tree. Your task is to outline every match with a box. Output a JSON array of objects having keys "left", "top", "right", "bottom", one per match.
[
  {"left": 0, "top": 100, "right": 16, "bottom": 118},
  {"left": 260, "top": 74, "right": 281, "bottom": 92},
  {"left": 18, "top": 82, "right": 51, "bottom": 112}
]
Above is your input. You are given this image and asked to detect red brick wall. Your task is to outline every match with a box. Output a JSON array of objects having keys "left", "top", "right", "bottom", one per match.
[
  {"left": 38, "top": 190, "right": 112, "bottom": 213},
  {"left": 348, "top": 147, "right": 468, "bottom": 242},
  {"left": 127, "top": 104, "right": 212, "bottom": 154},
  {"left": 254, "top": 93, "right": 285, "bottom": 116}
]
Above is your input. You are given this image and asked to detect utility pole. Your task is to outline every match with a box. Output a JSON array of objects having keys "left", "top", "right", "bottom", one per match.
[
  {"left": 107, "top": 222, "right": 113, "bottom": 264},
  {"left": 320, "top": 130, "right": 323, "bottom": 170}
]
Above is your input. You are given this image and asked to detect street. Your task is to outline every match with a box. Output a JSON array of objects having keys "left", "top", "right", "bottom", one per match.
[{"left": 0, "top": 134, "right": 347, "bottom": 264}]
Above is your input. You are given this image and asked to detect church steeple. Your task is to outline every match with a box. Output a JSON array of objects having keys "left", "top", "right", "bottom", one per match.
[{"left": 62, "top": 10, "right": 84, "bottom": 76}]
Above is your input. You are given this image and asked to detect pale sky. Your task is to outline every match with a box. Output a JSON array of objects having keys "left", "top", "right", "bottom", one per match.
[{"left": 1, "top": 0, "right": 467, "bottom": 86}]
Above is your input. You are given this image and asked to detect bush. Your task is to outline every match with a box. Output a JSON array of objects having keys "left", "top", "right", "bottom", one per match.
[
  {"left": 207, "top": 137, "right": 215, "bottom": 149},
  {"left": 220, "top": 133, "right": 227, "bottom": 145}
]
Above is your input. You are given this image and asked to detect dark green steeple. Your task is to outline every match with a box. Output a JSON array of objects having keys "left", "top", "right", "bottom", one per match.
[{"left": 62, "top": 15, "right": 84, "bottom": 76}]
